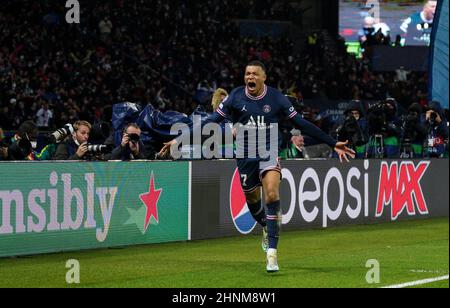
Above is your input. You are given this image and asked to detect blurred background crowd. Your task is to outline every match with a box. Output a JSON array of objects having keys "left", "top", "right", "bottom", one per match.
[{"left": 0, "top": 0, "right": 448, "bottom": 161}]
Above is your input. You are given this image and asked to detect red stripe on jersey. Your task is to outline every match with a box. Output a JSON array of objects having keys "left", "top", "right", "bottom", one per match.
[
  {"left": 266, "top": 215, "right": 279, "bottom": 220},
  {"left": 217, "top": 109, "right": 226, "bottom": 117}
]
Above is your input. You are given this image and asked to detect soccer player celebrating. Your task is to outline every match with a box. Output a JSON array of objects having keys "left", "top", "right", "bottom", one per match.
[
  {"left": 159, "top": 61, "right": 355, "bottom": 273},
  {"left": 400, "top": 0, "right": 437, "bottom": 46}
]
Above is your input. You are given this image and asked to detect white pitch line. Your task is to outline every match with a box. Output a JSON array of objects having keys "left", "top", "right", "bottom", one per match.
[{"left": 382, "top": 275, "right": 449, "bottom": 288}]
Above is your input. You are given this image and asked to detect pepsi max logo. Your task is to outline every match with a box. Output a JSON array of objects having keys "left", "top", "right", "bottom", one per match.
[
  {"left": 263, "top": 105, "right": 271, "bottom": 114},
  {"left": 229, "top": 169, "right": 257, "bottom": 234}
]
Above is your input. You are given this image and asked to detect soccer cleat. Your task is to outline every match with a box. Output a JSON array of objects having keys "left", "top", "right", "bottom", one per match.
[
  {"left": 262, "top": 226, "right": 269, "bottom": 253},
  {"left": 266, "top": 248, "right": 279, "bottom": 273}
]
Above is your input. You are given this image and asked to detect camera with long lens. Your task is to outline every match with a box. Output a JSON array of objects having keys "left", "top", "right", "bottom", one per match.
[
  {"left": 399, "top": 112, "right": 419, "bottom": 158},
  {"left": 367, "top": 101, "right": 389, "bottom": 135},
  {"left": 366, "top": 100, "right": 399, "bottom": 159},
  {"left": 87, "top": 144, "right": 112, "bottom": 154},
  {"left": 48, "top": 124, "right": 74, "bottom": 144},
  {"left": 401, "top": 113, "right": 419, "bottom": 141},
  {"left": 335, "top": 115, "right": 366, "bottom": 147},
  {"left": 367, "top": 100, "right": 398, "bottom": 137}
]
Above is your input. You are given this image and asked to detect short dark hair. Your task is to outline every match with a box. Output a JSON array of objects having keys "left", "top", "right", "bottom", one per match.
[
  {"left": 408, "top": 103, "right": 423, "bottom": 114},
  {"left": 123, "top": 123, "right": 141, "bottom": 134},
  {"left": 246, "top": 60, "right": 266, "bottom": 73}
]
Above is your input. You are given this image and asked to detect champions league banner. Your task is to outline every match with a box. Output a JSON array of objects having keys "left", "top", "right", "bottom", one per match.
[{"left": 191, "top": 160, "right": 449, "bottom": 240}]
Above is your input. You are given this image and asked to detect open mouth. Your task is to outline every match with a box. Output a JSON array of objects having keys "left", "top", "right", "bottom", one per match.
[{"left": 247, "top": 82, "right": 257, "bottom": 91}]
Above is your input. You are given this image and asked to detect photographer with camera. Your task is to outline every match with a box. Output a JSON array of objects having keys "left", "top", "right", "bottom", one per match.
[
  {"left": 334, "top": 101, "right": 368, "bottom": 159},
  {"left": 54, "top": 120, "right": 96, "bottom": 161},
  {"left": 399, "top": 103, "right": 428, "bottom": 158},
  {"left": 1, "top": 121, "right": 39, "bottom": 161},
  {"left": 25, "top": 123, "right": 75, "bottom": 161},
  {"left": 424, "top": 101, "right": 448, "bottom": 158},
  {"left": 366, "top": 98, "right": 402, "bottom": 158},
  {"left": 109, "top": 123, "right": 146, "bottom": 161}
]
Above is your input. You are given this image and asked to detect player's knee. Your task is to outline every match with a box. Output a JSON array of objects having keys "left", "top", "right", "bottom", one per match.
[{"left": 265, "top": 190, "right": 279, "bottom": 204}]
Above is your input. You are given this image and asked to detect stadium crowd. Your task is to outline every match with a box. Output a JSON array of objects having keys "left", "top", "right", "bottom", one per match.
[{"left": 0, "top": 0, "right": 448, "bottom": 161}]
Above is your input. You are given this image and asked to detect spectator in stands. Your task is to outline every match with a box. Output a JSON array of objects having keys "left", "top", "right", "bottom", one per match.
[
  {"left": 0, "top": 125, "right": 6, "bottom": 160},
  {"left": 0, "top": 106, "right": 13, "bottom": 130},
  {"left": 0, "top": 0, "right": 432, "bottom": 153},
  {"left": 36, "top": 102, "right": 53, "bottom": 129},
  {"left": 99, "top": 17, "right": 113, "bottom": 41}
]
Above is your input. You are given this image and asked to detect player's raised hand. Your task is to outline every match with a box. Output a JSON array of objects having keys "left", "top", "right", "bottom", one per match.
[
  {"left": 157, "top": 139, "right": 178, "bottom": 159},
  {"left": 334, "top": 141, "right": 356, "bottom": 163}
]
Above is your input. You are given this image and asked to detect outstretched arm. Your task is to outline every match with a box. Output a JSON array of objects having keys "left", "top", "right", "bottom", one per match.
[
  {"left": 157, "top": 111, "right": 227, "bottom": 159},
  {"left": 159, "top": 90, "right": 235, "bottom": 158},
  {"left": 290, "top": 113, "right": 356, "bottom": 162},
  {"left": 290, "top": 113, "right": 337, "bottom": 148}
]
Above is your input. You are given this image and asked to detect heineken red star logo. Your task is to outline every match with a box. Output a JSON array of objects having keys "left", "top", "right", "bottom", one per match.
[
  {"left": 140, "top": 173, "right": 163, "bottom": 232},
  {"left": 126, "top": 173, "right": 163, "bottom": 234}
]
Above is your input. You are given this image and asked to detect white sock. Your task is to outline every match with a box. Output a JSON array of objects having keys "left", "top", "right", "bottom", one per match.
[{"left": 267, "top": 248, "right": 277, "bottom": 256}]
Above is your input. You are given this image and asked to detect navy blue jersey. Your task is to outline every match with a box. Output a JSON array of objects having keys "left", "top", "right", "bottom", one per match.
[
  {"left": 400, "top": 12, "right": 433, "bottom": 46},
  {"left": 209, "top": 85, "right": 337, "bottom": 157},
  {"left": 217, "top": 85, "right": 296, "bottom": 127}
]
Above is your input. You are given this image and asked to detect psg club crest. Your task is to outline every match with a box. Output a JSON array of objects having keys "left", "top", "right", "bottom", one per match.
[{"left": 263, "top": 105, "right": 271, "bottom": 114}]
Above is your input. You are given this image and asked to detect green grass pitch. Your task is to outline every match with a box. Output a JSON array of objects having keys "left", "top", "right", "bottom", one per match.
[{"left": 0, "top": 218, "right": 448, "bottom": 288}]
